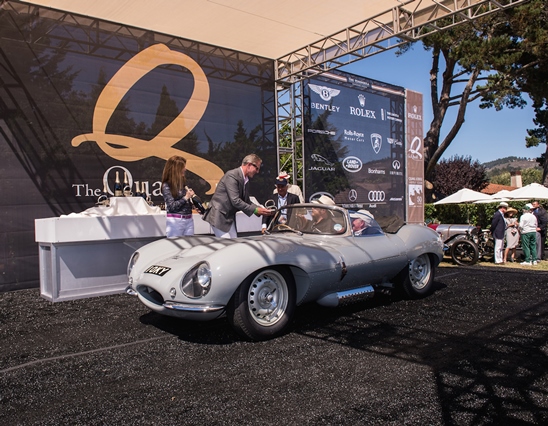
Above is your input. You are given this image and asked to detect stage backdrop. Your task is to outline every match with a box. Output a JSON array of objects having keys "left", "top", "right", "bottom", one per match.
[
  {"left": 303, "top": 70, "right": 407, "bottom": 220},
  {"left": 0, "top": 1, "right": 275, "bottom": 291}
]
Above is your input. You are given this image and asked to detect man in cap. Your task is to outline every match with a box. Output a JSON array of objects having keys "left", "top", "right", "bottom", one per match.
[
  {"left": 490, "top": 201, "right": 508, "bottom": 264},
  {"left": 261, "top": 177, "right": 300, "bottom": 233},
  {"left": 273, "top": 171, "right": 304, "bottom": 203},
  {"left": 518, "top": 203, "right": 538, "bottom": 265},
  {"left": 299, "top": 195, "right": 338, "bottom": 234},
  {"left": 531, "top": 200, "right": 547, "bottom": 261}
]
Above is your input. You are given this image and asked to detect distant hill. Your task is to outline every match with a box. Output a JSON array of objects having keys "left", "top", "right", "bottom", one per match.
[{"left": 483, "top": 156, "right": 540, "bottom": 175}]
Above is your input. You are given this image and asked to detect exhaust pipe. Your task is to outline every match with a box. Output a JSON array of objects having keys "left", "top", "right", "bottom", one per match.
[{"left": 316, "top": 285, "right": 375, "bottom": 307}]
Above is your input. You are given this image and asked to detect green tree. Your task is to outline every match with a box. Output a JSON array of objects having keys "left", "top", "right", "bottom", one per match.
[
  {"left": 490, "top": 172, "right": 511, "bottom": 186},
  {"left": 521, "top": 167, "right": 543, "bottom": 185}
]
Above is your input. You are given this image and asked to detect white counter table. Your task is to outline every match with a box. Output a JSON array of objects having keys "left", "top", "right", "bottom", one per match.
[{"left": 35, "top": 198, "right": 261, "bottom": 302}]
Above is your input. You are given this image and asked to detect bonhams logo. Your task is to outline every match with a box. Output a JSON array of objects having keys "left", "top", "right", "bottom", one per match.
[{"left": 71, "top": 44, "right": 223, "bottom": 194}]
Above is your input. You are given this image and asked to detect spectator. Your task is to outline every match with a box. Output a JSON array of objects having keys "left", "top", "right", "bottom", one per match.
[
  {"left": 519, "top": 203, "right": 538, "bottom": 266},
  {"left": 203, "top": 154, "right": 271, "bottom": 238},
  {"left": 490, "top": 201, "right": 508, "bottom": 264},
  {"left": 273, "top": 171, "right": 304, "bottom": 203},
  {"left": 504, "top": 207, "right": 519, "bottom": 263},
  {"left": 262, "top": 177, "right": 300, "bottom": 233},
  {"left": 161, "top": 155, "right": 195, "bottom": 237},
  {"left": 531, "top": 200, "right": 547, "bottom": 261}
]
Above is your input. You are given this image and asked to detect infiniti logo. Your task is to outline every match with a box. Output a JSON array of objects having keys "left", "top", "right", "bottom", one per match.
[
  {"left": 392, "top": 160, "right": 401, "bottom": 170},
  {"left": 368, "top": 191, "right": 386, "bottom": 202}
]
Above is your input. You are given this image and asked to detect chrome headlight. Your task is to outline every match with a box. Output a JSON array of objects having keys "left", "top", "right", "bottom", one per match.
[
  {"left": 127, "top": 252, "right": 140, "bottom": 277},
  {"left": 181, "top": 262, "right": 211, "bottom": 298}
]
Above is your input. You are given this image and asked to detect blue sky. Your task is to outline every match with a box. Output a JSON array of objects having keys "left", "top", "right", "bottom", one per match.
[{"left": 341, "top": 47, "right": 545, "bottom": 165}]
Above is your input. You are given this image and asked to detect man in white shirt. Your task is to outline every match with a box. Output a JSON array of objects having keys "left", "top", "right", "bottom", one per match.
[{"left": 519, "top": 203, "right": 538, "bottom": 265}]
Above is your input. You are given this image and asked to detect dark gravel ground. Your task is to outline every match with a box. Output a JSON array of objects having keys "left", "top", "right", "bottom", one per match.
[{"left": 1, "top": 264, "right": 547, "bottom": 426}]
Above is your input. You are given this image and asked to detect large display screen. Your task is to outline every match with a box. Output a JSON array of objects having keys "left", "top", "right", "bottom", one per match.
[{"left": 304, "top": 70, "right": 406, "bottom": 220}]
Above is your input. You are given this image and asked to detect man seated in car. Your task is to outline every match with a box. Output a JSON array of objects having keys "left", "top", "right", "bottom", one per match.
[
  {"left": 299, "top": 195, "right": 342, "bottom": 234},
  {"left": 351, "top": 211, "right": 383, "bottom": 236}
]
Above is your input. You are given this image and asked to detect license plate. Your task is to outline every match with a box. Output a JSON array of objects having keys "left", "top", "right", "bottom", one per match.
[{"left": 144, "top": 265, "right": 171, "bottom": 276}]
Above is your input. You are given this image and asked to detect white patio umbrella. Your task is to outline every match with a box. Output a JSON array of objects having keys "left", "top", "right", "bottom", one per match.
[
  {"left": 433, "top": 188, "right": 493, "bottom": 205},
  {"left": 506, "top": 183, "right": 548, "bottom": 200},
  {"left": 474, "top": 190, "right": 512, "bottom": 204}
]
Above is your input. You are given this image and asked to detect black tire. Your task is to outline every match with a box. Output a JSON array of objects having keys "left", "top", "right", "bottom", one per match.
[
  {"left": 227, "top": 268, "right": 296, "bottom": 341},
  {"left": 450, "top": 240, "right": 479, "bottom": 266},
  {"left": 397, "top": 253, "right": 436, "bottom": 299}
]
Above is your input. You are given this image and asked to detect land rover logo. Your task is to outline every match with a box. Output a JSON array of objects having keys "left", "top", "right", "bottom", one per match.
[
  {"left": 368, "top": 191, "right": 385, "bottom": 202},
  {"left": 342, "top": 156, "right": 362, "bottom": 173}
]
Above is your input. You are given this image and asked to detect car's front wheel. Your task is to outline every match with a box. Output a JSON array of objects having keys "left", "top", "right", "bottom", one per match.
[
  {"left": 227, "top": 268, "right": 296, "bottom": 341},
  {"left": 450, "top": 239, "right": 479, "bottom": 266},
  {"left": 397, "top": 253, "right": 435, "bottom": 299}
]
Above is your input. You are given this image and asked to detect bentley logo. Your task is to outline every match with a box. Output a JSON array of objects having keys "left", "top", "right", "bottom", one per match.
[
  {"left": 311, "top": 154, "right": 334, "bottom": 166},
  {"left": 371, "top": 133, "right": 382, "bottom": 154},
  {"left": 309, "top": 84, "right": 341, "bottom": 101},
  {"left": 71, "top": 44, "right": 223, "bottom": 194}
]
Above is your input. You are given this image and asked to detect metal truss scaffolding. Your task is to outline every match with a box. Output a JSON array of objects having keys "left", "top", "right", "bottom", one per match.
[{"left": 275, "top": 0, "right": 530, "bottom": 190}]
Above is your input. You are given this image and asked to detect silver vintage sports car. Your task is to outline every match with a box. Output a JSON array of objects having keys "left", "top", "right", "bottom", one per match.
[{"left": 126, "top": 204, "right": 444, "bottom": 341}]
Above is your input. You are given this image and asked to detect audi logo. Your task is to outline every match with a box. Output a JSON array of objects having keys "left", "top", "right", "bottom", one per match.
[{"left": 368, "top": 191, "right": 386, "bottom": 202}]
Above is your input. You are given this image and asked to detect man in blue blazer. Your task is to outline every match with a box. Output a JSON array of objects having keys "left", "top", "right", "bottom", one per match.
[
  {"left": 490, "top": 201, "right": 508, "bottom": 264},
  {"left": 261, "top": 177, "right": 301, "bottom": 233},
  {"left": 204, "top": 154, "right": 271, "bottom": 238}
]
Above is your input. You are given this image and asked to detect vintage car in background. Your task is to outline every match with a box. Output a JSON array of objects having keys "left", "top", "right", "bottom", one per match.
[
  {"left": 428, "top": 223, "right": 494, "bottom": 266},
  {"left": 126, "top": 205, "right": 444, "bottom": 341}
]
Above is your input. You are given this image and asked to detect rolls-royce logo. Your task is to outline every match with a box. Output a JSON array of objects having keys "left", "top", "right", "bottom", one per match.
[
  {"left": 368, "top": 191, "right": 386, "bottom": 202},
  {"left": 371, "top": 133, "right": 382, "bottom": 154},
  {"left": 311, "top": 154, "right": 334, "bottom": 166},
  {"left": 342, "top": 156, "right": 363, "bottom": 173},
  {"left": 309, "top": 84, "right": 341, "bottom": 101},
  {"left": 348, "top": 189, "right": 358, "bottom": 202}
]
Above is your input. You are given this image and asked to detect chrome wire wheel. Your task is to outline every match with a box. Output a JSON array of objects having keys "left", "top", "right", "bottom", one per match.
[
  {"left": 247, "top": 270, "right": 289, "bottom": 327},
  {"left": 408, "top": 254, "right": 432, "bottom": 291}
]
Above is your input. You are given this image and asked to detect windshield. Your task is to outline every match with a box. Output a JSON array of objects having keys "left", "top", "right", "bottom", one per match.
[{"left": 269, "top": 205, "right": 347, "bottom": 235}]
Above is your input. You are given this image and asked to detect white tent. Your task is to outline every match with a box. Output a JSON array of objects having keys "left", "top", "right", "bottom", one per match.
[
  {"left": 506, "top": 183, "right": 548, "bottom": 200},
  {"left": 473, "top": 189, "right": 512, "bottom": 204},
  {"left": 433, "top": 188, "right": 493, "bottom": 205}
]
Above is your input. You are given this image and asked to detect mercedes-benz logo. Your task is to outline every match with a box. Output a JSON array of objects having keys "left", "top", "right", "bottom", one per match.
[{"left": 348, "top": 189, "right": 358, "bottom": 202}]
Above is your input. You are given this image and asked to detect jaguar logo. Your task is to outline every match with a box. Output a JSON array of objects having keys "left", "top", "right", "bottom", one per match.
[
  {"left": 311, "top": 154, "right": 334, "bottom": 166},
  {"left": 71, "top": 44, "right": 223, "bottom": 194},
  {"left": 309, "top": 84, "right": 341, "bottom": 101},
  {"left": 368, "top": 191, "right": 386, "bottom": 202},
  {"left": 342, "top": 156, "right": 362, "bottom": 173}
]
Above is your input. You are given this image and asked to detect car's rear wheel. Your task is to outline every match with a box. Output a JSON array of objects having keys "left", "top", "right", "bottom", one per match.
[
  {"left": 398, "top": 253, "right": 435, "bottom": 299},
  {"left": 227, "top": 268, "right": 296, "bottom": 341},
  {"left": 450, "top": 240, "right": 479, "bottom": 266}
]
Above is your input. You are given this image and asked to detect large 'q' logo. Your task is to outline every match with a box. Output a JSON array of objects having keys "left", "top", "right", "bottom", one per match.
[
  {"left": 368, "top": 191, "right": 386, "bottom": 202},
  {"left": 342, "top": 156, "right": 363, "bottom": 173},
  {"left": 71, "top": 44, "right": 223, "bottom": 194}
]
